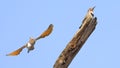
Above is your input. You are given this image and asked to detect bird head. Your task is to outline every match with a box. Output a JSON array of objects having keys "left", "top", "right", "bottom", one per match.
[
  {"left": 88, "top": 6, "right": 95, "bottom": 16},
  {"left": 29, "top": 37, "right": 36, "bottom": 44},
  {"left": 29, "top": 37, "right": 36, "bottom": 41}
]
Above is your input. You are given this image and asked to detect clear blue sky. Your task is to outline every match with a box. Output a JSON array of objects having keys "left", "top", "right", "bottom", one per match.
[{"left": 0, "top": 0, "right": 120, "bottom": 68}]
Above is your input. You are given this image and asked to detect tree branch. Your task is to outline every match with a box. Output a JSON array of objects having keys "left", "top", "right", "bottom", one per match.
[{"left": 53, "top": 17, "right": 97, "bottom": 68}]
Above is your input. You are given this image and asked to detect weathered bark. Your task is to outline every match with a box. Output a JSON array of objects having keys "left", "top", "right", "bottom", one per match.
[{"left": 53, "top": 17, "right": 97, "bottom": 68}]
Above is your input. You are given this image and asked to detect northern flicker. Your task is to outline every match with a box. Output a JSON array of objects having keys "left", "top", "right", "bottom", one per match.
[
  {"left": 6, "top": 24, "right": 54, "bottom": 56},
  {"left": 79, "top": 6, "right": 95, "bottom": 29}
]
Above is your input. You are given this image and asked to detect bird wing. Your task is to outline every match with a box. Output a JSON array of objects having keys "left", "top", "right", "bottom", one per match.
[
  {"left": 35, "top": 24, "right": 53, "bottom": 40},
  {"left": 79, "top": 17, "right": 87, "bottom": 29},
  {"left": 6, "top": 45, "right": 26, "bottom": 56}
]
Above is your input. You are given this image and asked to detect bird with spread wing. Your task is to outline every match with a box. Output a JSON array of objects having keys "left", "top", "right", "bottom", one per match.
[{"left": 6, "top": 24, "right": 54, "bottom": 56}]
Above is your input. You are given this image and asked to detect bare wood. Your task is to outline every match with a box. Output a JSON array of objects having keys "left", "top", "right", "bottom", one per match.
[{"left": 53, "top": 17, "right": 97, "bottom": 68}]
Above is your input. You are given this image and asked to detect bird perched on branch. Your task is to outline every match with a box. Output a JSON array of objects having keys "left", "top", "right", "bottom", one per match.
[
  {"left": 79, "top": 6, "right": 95, "bottom": 29},
  {"left": 6, "top": 24, "right": 54, "bottom": 56}
]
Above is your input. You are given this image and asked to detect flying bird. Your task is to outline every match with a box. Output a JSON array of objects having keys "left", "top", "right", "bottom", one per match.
[
  {"left": 6, "top": 24, "right": 54, "bottom": 56},
  {"left": 79, "top": 6, "right": 95, "bottom": 29}
]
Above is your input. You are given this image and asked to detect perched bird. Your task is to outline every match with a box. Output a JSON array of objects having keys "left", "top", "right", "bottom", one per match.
[
  {"left": 79, "top": 6, "right": 95, "bottom": 29},
  {"left": 6, "top": 24, "right": 54, "bottom": 56}
]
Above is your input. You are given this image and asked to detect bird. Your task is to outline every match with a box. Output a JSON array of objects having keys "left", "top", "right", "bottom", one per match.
[
  {"left": 6, "top": 24, "right": 54, "bottom": 56},
  {"left": 35, "top": 24, "right": 53, "bottom": 40},
  {"left": 79, "top": 6, "right": 95, "bottom": 29}
]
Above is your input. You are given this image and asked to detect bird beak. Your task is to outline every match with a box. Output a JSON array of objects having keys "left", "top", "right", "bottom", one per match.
[{"left": 92, "top": 6, "right": 95, "bottom": 11}]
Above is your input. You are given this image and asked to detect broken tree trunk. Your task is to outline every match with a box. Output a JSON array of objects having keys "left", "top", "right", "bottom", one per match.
[{"left": 53, "top": 17, "right": 97, "bottom": 68}]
